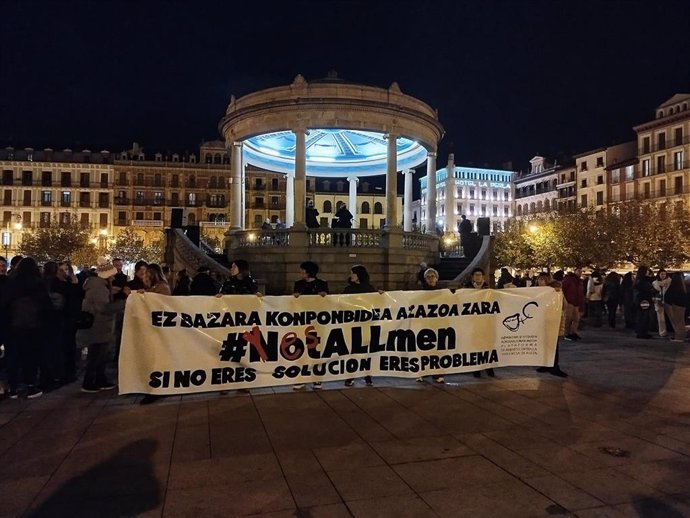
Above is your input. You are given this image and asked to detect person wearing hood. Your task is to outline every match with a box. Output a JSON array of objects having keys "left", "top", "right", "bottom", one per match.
[
  {"left": 496, "top": 267, "right": 515, "bottom": 289},
  {"left": 76, "top": 260, "right": 126, "bottom": 393}
]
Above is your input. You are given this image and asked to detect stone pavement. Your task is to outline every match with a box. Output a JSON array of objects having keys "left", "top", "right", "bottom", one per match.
[{"left": 2, "top": 325, "right": 690, "bottom": 518}]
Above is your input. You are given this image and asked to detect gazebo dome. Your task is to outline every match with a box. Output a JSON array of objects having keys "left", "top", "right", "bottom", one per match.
[{"left": 242, "top": 128, "right": 428, "bottom": 177}]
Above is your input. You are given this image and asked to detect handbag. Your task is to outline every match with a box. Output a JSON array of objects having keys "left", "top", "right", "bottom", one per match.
[{"left": 75, "top": 310, "right": 95, "bottom": 330}]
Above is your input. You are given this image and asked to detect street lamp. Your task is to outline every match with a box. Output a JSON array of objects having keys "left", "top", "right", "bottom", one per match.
[{"left": 1, "top": 230, "right": 10, "bottom": 259}]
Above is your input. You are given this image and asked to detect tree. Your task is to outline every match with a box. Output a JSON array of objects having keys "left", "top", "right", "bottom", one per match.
[
  {"left": 19, "top": 218, "right": 93, "bottom": 263},
  {"left": 616, "top": 200, "right": 690, "bottom": 267},
  {"left": 108, "top": 227, "right": 148, "bottom": 263},
  {"left": 492, "top": 220, "right": 535, "bottom": 270},
  {"left": 108, "top": 227, "right": 165, "bottom": 264}
]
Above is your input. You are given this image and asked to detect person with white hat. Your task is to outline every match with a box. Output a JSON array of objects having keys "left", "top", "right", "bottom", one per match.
[{"left": 76, "top": 258, "right": 127, "bottom": 393}]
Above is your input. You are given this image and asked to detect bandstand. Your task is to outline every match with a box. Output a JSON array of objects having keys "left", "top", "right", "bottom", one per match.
[{"left": 217, "top": 74, "right": 446, "bottom": 294}]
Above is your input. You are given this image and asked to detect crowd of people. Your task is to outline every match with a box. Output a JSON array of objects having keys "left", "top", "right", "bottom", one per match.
[
  {"left": 4, "top": 248, "right": 686, "bottom": 402},
  {"left": 494, "top": 265, "right": 690, "bottom": 353}
]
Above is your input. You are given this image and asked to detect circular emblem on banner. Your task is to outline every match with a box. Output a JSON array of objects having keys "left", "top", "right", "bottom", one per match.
[{"left": 639, "top": 300, "right": 650, "bottom": 310}]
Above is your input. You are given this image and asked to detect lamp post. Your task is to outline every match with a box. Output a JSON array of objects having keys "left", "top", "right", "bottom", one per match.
[{"left": 1, "top": 230, "right": 10, "bottom": 259}]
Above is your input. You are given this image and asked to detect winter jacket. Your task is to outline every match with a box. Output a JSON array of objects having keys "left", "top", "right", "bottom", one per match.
[
  {"left": 586, "top": 277, "right": 604, "bottom": 301},
  {"left": 561, "top": 273, "right": 585, "bottom": 307},
  {"left": 343, "top": 282, "right": 377, "bottom": 294},
  {"left": 76, "top": 277, "right": 125, "bottom": 347},
  {"left": 1, "top": 276, "right": 52, "bottom": 331},
  {"left": 220, "top": 275, "right": 258, "bottom": 295}
]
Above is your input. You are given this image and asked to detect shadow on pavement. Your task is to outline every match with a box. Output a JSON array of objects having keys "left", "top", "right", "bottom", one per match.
[{"left": 28, "top": 439, "right": 160, "bottom": 518}]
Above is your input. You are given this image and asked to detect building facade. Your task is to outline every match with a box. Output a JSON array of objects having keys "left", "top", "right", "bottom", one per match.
[
  {"left": 633, "top": 93, "right": 690, "bottom": 211},
  {"left": 417, "top": 158, "right": 514, "bottom": 233},
  {"left": 573, "top": 142, "right": 636, "bottom": 211},
  {"left": 1, "top": 147, "right": 114, "bottom": 256},
  {"left": 513, "top": 156, "right": 561, "bottom": 218}
]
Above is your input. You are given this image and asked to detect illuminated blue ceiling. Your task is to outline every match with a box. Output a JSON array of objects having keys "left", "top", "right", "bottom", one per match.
[{"left": 243, "top": 129, "right": 428, "bottom": 177}]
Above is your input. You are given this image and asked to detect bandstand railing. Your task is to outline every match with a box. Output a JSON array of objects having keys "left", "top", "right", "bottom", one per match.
[{"left": 233, "top": 228, "right": 438, "bottom": 250}]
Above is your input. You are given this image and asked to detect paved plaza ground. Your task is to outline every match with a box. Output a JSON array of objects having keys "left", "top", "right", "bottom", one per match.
[{"left": 2, "top": 323, "right": 690, "bottom": 518}]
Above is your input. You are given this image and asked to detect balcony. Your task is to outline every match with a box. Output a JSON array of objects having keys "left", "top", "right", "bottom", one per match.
[
  {"left": 61, "top": 200, "right": 72, "bottom": 207},
  {"left": 41, "top": 200, "right": 53, "bottom": 207},
  {"left": 98, "top": 201, "right": 110, "bottom": 209},
  {"left": 638, "top": 136, "right": 690, "bottom": 155},
  {"left": 131, "top": 220, "right": 164, "bottom": 228},
  {"left": 115, "top": 197, "right": 130, "bottom": 205},
  {"left": 607, "top": 184, "right": 690, "bottom": 202}
]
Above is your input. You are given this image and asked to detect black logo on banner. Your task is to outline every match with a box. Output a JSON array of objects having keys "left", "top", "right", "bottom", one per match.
[{"left": 502, "top": 301, "right": 538, "bottom": 332}]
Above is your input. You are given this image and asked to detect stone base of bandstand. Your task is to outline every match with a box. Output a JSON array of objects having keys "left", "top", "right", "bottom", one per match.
[{"left": 225, "top": 228, "right": 439, "bottom": 295}]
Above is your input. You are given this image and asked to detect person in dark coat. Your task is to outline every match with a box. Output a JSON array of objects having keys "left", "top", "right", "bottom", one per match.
[
  {"left": 190, "top": 265, "right": 219, "bottom": 295},
  {"left": 292, "top": 261, "right": 328, "bottom": 390},
  {"left": 172, "top": 269, "right": 192, "bottom": 296},
  {"left": 633, "top": 266, "right": 655, "bottom": 339},
  {"left": 219, "top": 260, "right": 259, "bottom": 295},
  {"left": 1, "top": 257, "right": 52, "bottom": 399},
  {"left": 621, "top": 272, "right": 636, "bottom": 329},
  {"left": 414, "top": 268, "right": 449, "bottom": 384},
  {"left": 343, "top": 265, "right": 378, "bottom": 387},
  {"left": 463, "top": 267, "right": 495, "bottom": 378},
  {"left": 306, "top": 200, "right": 320, "bottom": 229},
  {"left": 496, "top": 267, "right": 515, "bottom": 289},
  {"left": 333, "top": 203, "right": 353, "bottom": 246},
  {"left": 603, "top": 271, "right": 622, "bottom": 328},
  {"left": 127, "top": 260, "right": 149, "bottom": 291},
  {"left": 535, "top": 272, "right": 568, "bottom": 377}
]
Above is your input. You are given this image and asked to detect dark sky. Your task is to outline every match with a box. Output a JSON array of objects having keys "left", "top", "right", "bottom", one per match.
[{"left": 2, "top": 0, "right": 689, "bottom": 174}]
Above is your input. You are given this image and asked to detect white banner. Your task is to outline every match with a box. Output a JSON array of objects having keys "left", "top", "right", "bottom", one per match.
[{"left": 119, "top": 288, "right": 562, "bottom": 395}]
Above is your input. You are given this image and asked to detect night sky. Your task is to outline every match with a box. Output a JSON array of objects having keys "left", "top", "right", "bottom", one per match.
[{"left": 2, "top": 0, "right": 689, "bottom": 174}]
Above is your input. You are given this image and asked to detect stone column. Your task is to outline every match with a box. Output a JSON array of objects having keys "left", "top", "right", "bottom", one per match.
[
  {"left": 241, "top": 156, "right": 246, "bottom": 229},
  {"left": 292, "top": 127, "right": 307, "bottom": 228},
  {"left": 231, "top": 141, "right": 243, "bottom": 229},
  {"left": 445, "top": 153, "right": 455, "bottom": 232},
  {"left": 285, "top": 173, "right": 295, "bottom": 227},
  {"left": 403, "top": 168, "right": 414, "bottom": 232},
  {"left": 425, "top": 151, "right": 437, "bottom": 234},
  {"left": 348, "top": 176, "right": 358, "bottom": 228},
  {"left": 384, "top": 133, "right": 398, "bottom": 229}
]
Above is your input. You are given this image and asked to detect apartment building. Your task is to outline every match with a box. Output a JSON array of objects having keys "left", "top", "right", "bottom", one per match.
[
  {"left": 573, "top": 142, "right": 636, "bottom": 210},
  {"left": 514, "top": 156, "right": 561, "bottom": 218},
  {"left": 633, "top": 94, "right": 690, "bottom": 210},
  {"left": 0, "top": 147, "right": 114, "bottom": 255}
]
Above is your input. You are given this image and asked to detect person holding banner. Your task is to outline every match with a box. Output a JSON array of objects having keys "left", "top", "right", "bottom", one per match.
[
  {"left": 343, "top": 265, "right": 378, "bottom": 387},
  {"left": 143, "top": 264, "right": 171, "bottom": 295},
  {"left": 535, "top": 272, "right": 568, "bottom": 377},
  {"left": 463, "top": 268, "right": 495, "bottom": 378},
  {"left": 293, "top": 261, "right": 328, "bottom": 390},
  {"left": 415, "top": 268, "right": 447, "bottom": 384},
  {"left": 219, "top": 260, "right": 260, "bottom": 295}
]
